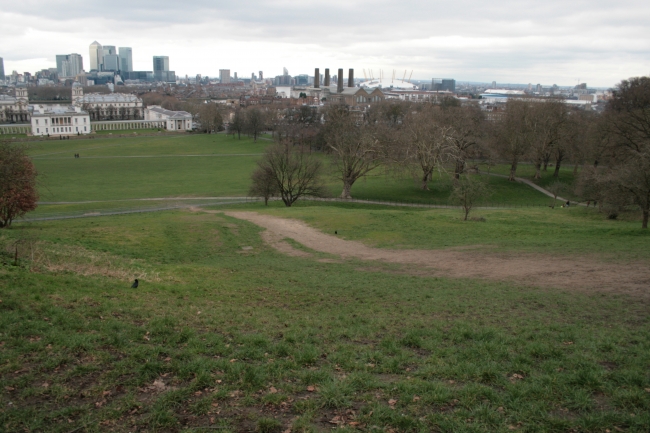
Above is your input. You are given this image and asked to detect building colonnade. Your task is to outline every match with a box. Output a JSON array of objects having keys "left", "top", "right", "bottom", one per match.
[{"left": 91, "top": 120, "right": 167, "bottom": 131}]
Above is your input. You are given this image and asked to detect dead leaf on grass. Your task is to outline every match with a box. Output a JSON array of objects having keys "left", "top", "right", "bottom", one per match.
[
  {"left": 412, "top": 396, "right": 420, "bottom": 402},
  {"left": 151, "top": 379, "right": 166, "bottom": 391},
  {"left": 329, "top": 415, "right": 343, "bottom": 425},
  {"left": 306, "top": 385, "right": 316, "bottom": 392},
  {"left": 269, "top": 386, "right": 278, "bottom": 394}
]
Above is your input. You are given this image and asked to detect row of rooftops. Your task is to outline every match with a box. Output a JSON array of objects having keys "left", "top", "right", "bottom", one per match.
[{"left": 146, "top": 106, "right": 192, "bottom": 119}]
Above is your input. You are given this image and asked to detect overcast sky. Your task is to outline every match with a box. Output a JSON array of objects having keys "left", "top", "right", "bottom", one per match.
[{"left": 1, "top": 0, "right": 648, "bottom": 87}]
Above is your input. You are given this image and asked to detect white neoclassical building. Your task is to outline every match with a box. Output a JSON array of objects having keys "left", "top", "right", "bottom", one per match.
[
  {"left": 72, "top": 83, "right": 143, "bottom": 120},
  {"left": 0, "top": 87, "right": 30, "bottom": 123},
  {"left": 144, "top": 106, "right": 193, "bottom": 131},
  {"left": 30, "top": 104, "right": 91, "bottom": 136}
]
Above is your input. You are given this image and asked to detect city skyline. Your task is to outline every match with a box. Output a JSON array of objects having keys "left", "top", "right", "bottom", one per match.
[{"left": 1, "top": 0, "right": 649, "bottom": 87}]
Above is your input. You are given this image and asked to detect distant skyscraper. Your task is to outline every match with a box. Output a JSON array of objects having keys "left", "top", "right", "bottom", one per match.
[
  {"left": 103, "top": 45, "right": 116, "bottom": 56},
  {"left": 259, "top": 71, "right": 263, "bottom": 80},
  {"left": 0, "top": 57, "right": 4, "bottom": 81},
  {"left": 89, "top": 41, "right": 103, "bottom": 71},
  {"left": 103, "top": 54, "right": 120, "bottom": 71},
  {"left": 119, "top": 47, "right": 133, "bottom": 72},
  {"left": 56, "top": 53, "right": 83, "bottom": 77},
  {"left": 219, "top": 69, "right": 231, "bottom": 83},
  {"left": 153, "top": 56, "right": 174, "bottom": 82},
  {"left": 153, "top": 56, "right": 169, "bottom": 73},
  {"left": 431, "top": 78, "right": 455, "bottom": 92}
]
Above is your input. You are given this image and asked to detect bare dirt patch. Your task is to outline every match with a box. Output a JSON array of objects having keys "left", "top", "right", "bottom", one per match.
[{"left": 225, "top": 211, "right": 650, "bottom": 299}]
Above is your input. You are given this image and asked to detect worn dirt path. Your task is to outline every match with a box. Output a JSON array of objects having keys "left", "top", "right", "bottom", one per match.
[{"left": 225, "top": 211, "right": 650, "bottom": 299}]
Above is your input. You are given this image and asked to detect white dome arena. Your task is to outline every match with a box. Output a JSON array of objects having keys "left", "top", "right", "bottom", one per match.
[{"left": 360, "top": 78, "right": 418, "bottom": 91}]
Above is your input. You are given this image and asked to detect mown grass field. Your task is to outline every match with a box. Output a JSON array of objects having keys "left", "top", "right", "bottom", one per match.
[
  {"left": 26, "top": 133, "right": 556, "bottom": 217},
  {"left": 1, "top": 206, "right": 649, "bottom": 433}
]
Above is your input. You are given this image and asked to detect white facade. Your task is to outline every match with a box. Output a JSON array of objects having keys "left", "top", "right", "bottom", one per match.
[
  {"left": 0, "top": 87, "right": 30, "bottom": 123},
  {"left": 31, "top": 105, "right": 91, "bottom": 136},
  {"left": 144, "top": 106, "right": 192, "bottom": 131},
  {"left": 71, "top": 83, "right": 143, "bottom": 119}
]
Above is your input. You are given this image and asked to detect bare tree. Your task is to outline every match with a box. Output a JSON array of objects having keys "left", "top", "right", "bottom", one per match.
[
  {"left": 249, "top": 166, "right": 278, "bottom": 205},
  {"left": 439, "top": 104, "right": 485, "bottom": 179},
  {"left": 402, "top": 105, "right": 456, "bottom": 190},
  {"left": 322, "top": 106, "right": 384, "bottom": 199},
  {"left": 579, "top": 77, "right": 650, "bottom": 228},
  {"left": 229, "top": 108, "right": 245, "bottom": 139},
  {"left": 529, "top": 100, "right": 567, "bottom": 179},
  {"left": 190, "top": 102, "right": 223, "bottom": 133},
  {"left": 244, "top": 107, "right": 266, "bottom": 142},
  {"left": 0, "top": 141, "right": 38, "bottom": 228},
  {"left": 546, "top": 181, "right": 566, "bottom": 208},
  {"left": 450, "top": 174, "right": 491, "bottom": 221},
  {"left": 494, "top": 99, "right": 538, "bottom": 181},
  {"left": 256, "top": 140, "right": 327, "bottom": 207}
]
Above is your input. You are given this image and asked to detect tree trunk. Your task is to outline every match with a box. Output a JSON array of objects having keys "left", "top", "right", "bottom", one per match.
[
  {"left": 464, "top": 207, "right": 469, "bottom": 221},
  {"left": 643, "top": 208, "right": 649, "bottom": 229},
  {"left": 421, "top": 171, "right": 431, "bottom": 190},
  {"left": 573, "top": 164, "right": 579, "bottom": 176},
  {"left": 454, "top": 159, "right": 465, "bottom": 180},
  {"left": 508, "top": 160, "right": 518, "bottom": 181},
  {"left": 553, "top": 155, "right": 563, "bottom": 178},
  {"left": 534, "top": 162, "right": 542, "bottom": 179},
  {"left": 542, "top": 154, "right": 550, "bottom": 171},
  {"left": 340, "top": 181, "right": 353, "bottom": 199}
]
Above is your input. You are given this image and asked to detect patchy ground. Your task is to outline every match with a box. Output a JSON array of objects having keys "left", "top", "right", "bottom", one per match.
[{"left": 225, "top": 211, "right": 650, "bottom": 300}]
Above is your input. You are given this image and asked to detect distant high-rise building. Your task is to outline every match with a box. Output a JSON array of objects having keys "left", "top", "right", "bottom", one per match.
[
  {"left": 234, "top": 72, "right": 238, "bottom": 80},
  {"left": 259, "top": 71, "right": 263, "bottom": 80},
  {"left": 89, "top": 41, "right": 103, "bottom": 71},
  {"left": 118, "top": 47, "right": 133, "bottom": 72},
  {"left": 432, "top": 78, "right": 455, "bottom": 92},
  {"left": 103, "top": 45, "right": 116, "bottom": 56},
  {"left": 103, "top": 54, "right": 120, "bottom": 71},
  {"left": 536, "top": 83, "right": 542, "bottom": 93},
  {"left": 219, "top": 69, "right": 231, "bottom": 83},
  {"left": 153, "top": 56, "right": 169, "bottom": 73},
  {"left": 56, "top": 53, "right": 83, "bottom": 77},
  {"left": 492, "top": 81, "right": 496, "bottom": 89},
  {"left": 152, "top": 56, "right": 175, "bottom": 82},
  {"left": 0, "top": 57, "right": 5, "bottom": 81},
  {"left": 283, "top": 67, "right": 289, "bottom": 76}
]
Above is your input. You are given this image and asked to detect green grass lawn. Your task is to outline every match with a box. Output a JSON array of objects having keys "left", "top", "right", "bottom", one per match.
[
  {"left": 29, "top": 134, "right": 267, "bottom": 202},
  {"left": 1, "top": 207, "right": 649, "bottom": 432},
  {"left": 27, "top": 133, "right": 559, "bottom": 211},
  {"left": 93, "top": 129, "right": 164, "bottom": 135}
]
